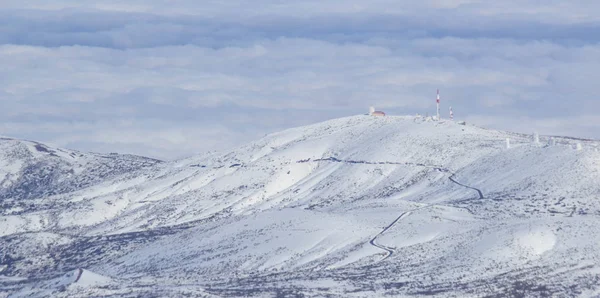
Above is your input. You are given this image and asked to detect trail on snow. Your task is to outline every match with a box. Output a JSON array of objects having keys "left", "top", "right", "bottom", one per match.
[
  {"left": 74, "top": 268, "right": 83, "bottom": 283},
  {"left": 448, "top": 175, "right": 484, "bottom": 200},
  {"left": 297, "top": 157, "right": 443, "bottom": 169},
  {"left": 368, "top": 211, "right": 411, "bottom": 262},
  {"left": 368, "top": 169, "right": 485, "bottom": 263},
  {"left": 297, "top": 157, "right": 486, "bottom": 263}
]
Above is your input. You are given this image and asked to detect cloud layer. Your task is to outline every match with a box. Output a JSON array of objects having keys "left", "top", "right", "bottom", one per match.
[{"left": 1, "top": 1, "right": 599, "bottom": 159}]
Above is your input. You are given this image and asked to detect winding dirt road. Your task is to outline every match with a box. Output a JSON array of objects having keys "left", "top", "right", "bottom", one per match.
[
  {"left": 368, "top": 211, "right": 412, "bottom": 262},
  {"left": 74, "top": 268, "right": 83, "bottom": 283},
  {"left": 295, "top": 157, "right": 486, "bottom": 263},
  {"left": 368, "top": 167, "right": 485, "bottom": 262}
]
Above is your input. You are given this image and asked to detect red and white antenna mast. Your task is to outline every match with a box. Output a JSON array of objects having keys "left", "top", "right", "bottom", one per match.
[{"left": 436, "top": 89, "right": 440, "bottom": 121}]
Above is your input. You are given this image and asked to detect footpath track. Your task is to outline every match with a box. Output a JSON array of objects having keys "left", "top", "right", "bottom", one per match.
[
  {"left": 368, "top": 166, "right": 485, "bottom": 262},
  {"left": 297, "top": 157, "right": 485, "bottom": 263}
]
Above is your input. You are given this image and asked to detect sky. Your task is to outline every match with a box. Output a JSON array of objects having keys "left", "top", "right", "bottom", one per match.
[{"left": 1, "top": 1, "right": 599, "bottom": 160}]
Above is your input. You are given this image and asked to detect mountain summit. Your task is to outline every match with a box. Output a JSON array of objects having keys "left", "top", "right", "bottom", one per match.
[{"left": 2, "top": 116, "right": 600, "bottom": 297}]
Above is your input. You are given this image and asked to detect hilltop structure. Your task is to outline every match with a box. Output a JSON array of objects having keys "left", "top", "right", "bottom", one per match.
[{"left": 369, "top": 106, "right": 386, "bottom": 117}]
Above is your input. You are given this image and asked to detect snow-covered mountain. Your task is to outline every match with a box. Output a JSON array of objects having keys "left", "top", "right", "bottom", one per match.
[{"left": 1, "top": 116, "right": 600, "bottom": 297}]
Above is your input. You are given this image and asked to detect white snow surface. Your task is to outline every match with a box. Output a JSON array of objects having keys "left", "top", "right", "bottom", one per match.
[{"left": 1, "top": 115, "right": 600, "bottom": 297}]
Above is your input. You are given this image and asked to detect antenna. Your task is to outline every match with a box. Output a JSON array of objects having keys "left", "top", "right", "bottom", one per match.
[
  {"left": 449, "top": 106, "right": 454, "bottom": 120},
  {"left": 436, "top": 89, "right": 440, "bottom": 121}
]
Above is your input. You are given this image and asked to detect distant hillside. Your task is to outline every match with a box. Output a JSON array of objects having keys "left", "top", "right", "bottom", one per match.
[{"left": 2, "top": 116, "right": 600, "bottom": 297}]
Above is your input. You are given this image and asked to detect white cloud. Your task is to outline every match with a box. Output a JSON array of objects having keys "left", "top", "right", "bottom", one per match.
[
  {"left": 3, "top": 1, "right": 600, "bottom": 23},
  {"left": 0, "top": 1, "right": 598, "bottom": 159}
]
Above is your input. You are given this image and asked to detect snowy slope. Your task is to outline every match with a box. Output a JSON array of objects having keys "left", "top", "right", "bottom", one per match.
[
  {"left": 0, "top": 137, "right": 161, "bottom": 237},
  {"left": 1, "top": 115, "right": 600, "bottom": 297},
  {"left": 0, "top": 137, "right": 161, "bottom": 200}
]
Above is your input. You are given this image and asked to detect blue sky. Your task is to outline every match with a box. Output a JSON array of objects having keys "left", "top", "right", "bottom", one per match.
[{"left": 1, "top": 1, "right": 599, "bottom": 159}]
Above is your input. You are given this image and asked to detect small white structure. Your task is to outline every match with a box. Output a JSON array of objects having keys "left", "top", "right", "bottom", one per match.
[
  {"left": 549, "top": 137, "right": 556, "bottom": 146},
  {"left": 506, "top": 138, "right": 511, "bottom": 149},
  {"left": 413, "top": 113, "right": 424, "bottom": 123},
  {"left": 577, "top": 143, "right": 583, "bottom": 151},
  {"left": 533, "top": 132, "right": 540, "bottom": 145}
]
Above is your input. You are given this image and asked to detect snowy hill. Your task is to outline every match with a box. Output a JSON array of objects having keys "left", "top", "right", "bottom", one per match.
[
  {"left": 1, "top": 116, "right": 600, "bottom": 297},
  {"left": 0, "top": 137, "right": 161, "bottom": 237},
  {"left": 0, "top": 137, "right": 161, "bottom": 200}
]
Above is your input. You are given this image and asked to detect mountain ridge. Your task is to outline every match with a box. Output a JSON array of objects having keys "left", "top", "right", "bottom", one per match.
[{"left": 1, "top": 115, "right": 600, "bottom": 297}]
